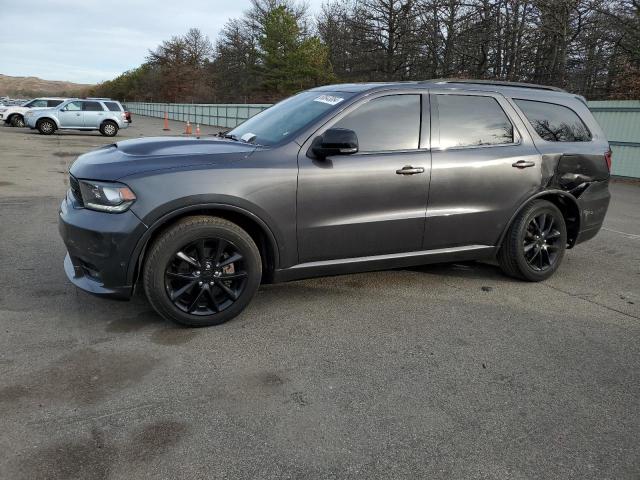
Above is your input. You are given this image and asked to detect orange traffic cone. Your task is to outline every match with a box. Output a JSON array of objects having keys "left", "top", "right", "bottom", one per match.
[
  {"left": 195, "top": 124, "right": 201, "bottom": 138},
  {"left": 184, "top": 121, "right": 192, "bottom": 135},
  {"left": 163, "top": 112, "right": 170, "bottom": 131}
]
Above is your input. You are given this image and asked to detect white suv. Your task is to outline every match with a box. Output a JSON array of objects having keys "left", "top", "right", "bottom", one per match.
[
  {"left": 0, "top": 97, "right": 67, "bottom": 127},
  {"left": 25, "top": 98, "right": 129, "bottom": 136}
]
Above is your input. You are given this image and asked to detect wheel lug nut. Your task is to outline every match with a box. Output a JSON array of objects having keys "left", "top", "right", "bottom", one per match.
[
  {"left": 198, "top": 281, "right": 203, "bottom": 286},
  {"left": 195, "top": 271, "right": 200, "bottom": 276}
]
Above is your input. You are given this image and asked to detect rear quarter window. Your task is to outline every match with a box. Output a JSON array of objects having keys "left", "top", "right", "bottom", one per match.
[
  {"left": 514, "top": 99, "right": 591, "bottom": 142},
  {"left": 104, "top": 102, "right": 123, "bottom": 112}
]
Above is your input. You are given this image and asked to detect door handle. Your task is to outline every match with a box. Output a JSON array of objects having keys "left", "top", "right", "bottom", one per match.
[
  {"left": 396, "top": 165, "right": 425, "bottom": 175},
  {"left": 76, "top": 113, "right": 81, "bottom": 116},
  {"left": 512, "top": 160, "right": 535, "bottom": 169}
]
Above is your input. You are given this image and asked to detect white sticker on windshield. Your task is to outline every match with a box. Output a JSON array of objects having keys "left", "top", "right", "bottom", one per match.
[{"left": 314, "top": 94, "right": 344, "bottom": 106}]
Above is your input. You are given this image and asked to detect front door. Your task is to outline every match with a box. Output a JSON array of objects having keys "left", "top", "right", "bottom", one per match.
[
  {"left": 57, "top": 101, "right": 84, "bottom": 128},
  {"left": 425, "top": 91, "right": 541, "bottom": 250},
  {"left": 297, "top": 93, "right": 431, "bottom": 263}
]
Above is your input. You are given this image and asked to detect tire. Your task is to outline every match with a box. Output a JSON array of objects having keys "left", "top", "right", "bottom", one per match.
[
  {"left": 37, "top": 118, "right": 56, "bottom": 135},
  {"left": 143, "top": 216, "right": 262, "bottom": 327},
  {"left": 100, "top": 121, "right": 118, "bottom": 137},
  {"left": 498, "top": 200, "right": 567, "bottom": 281},
  {"left": 10, "top": 115, "right": 25, "bottom": 128}
]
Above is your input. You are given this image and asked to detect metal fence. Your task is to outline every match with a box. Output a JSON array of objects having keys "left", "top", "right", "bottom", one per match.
[
  {"left": 125, "top": 102, "right": 271, "bottom": 129},
  {"left": 588, "top": 100, "right": 640, "bottom": 179},
  {"left": 126, "top": 100, "right": 640, "bottom": 178}
]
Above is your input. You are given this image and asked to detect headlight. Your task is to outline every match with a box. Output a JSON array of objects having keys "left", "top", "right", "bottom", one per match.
[
  {"left": 78, "top": 180, "right": 136, "bottom": 213},
  {"left": 0, "top": 108, "right": 7, "bottom": 113}
]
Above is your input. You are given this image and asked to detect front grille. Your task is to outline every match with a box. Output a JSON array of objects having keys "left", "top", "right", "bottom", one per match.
[{"left": 69, "top": 175, "right": 84, "bottom": 206}]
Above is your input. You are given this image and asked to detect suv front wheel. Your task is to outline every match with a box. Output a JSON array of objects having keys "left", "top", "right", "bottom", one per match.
[
  {"left": 498, "top": 200, "right": 567, "bottom": 281},
  {"left": 10, "top": 115, "right": 25, "bottom": 128},
  {"left": 143, "top": 216, "right": 262, "bottom": 326},
  {"left": 37, "top": 118, "right": 56, "bottom": 135}
]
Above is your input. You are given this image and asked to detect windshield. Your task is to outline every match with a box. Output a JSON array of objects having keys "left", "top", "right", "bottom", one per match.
[{"left": 228, "top": 91, "right": 354, "bottom": 146}]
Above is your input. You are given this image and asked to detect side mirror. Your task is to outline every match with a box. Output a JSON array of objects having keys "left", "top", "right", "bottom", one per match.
[{"left": 311, "top": 128, "right": 359, "bottom": 159}]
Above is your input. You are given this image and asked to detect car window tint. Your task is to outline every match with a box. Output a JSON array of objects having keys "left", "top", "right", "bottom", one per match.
[
  {"left": 514, "top": 99, "right": 591, "bottom": 142},
  {"left": 104, "top": 102, "right": 122, "bottom": 112},
  {"left": 65, "top": 101, "right": 82, "bottom": 111},
  {"left": 48, "top": 100, "right": 63, "bottom": 107},
  {"left": 436, "top": 95, "right": 514, "bottom": 148},
  {"left": 333, "top": 95, "right": 420, "bottom": 152},
  {"left": 83, "top": 101, "right": 104, "bottom": 112}
]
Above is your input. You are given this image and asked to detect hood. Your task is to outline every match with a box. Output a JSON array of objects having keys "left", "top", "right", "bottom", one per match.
[{"left": 69, "top": 136, "right": 259, "bottom": 181}]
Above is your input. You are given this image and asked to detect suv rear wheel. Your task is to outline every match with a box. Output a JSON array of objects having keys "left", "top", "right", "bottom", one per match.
[
  {"left": 143, "top": 216, "right": 262, "bottom": 326},
  {"left": 37, "top": 118, "right": 56, "bottom": 135},
  {"left": 10, "top": 115, "right": 25, "bottom": 128},
  {"left": 100, "top": 120, "right": 118, "bottom": 137},
  {"left": 498, "top": 200, "right": 567, "bottom": 281}
]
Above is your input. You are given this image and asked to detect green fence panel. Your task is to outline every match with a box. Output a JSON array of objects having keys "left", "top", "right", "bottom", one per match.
[{"left": 588, "top": 101, "right": 640, "bottom": 178}]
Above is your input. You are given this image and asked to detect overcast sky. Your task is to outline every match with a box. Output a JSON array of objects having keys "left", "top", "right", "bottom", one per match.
[{"left": 0, "top": 0, "right": 324, "bottom": 84}]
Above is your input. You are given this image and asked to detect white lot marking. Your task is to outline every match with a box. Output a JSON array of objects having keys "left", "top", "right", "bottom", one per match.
[{"left": 602, "top": 227, "right": 640, "bottom": 239}]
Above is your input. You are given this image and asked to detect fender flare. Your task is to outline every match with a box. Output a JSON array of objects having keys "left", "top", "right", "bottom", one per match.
[
  {"left": 100, "top": 118, "right": 118, "bottom": 128},
  {"left": 126, "top": 202, "right": 281, "bottom": 285},
  {"left": 495, "top": 189, "right": 581, "bottom": 252}
]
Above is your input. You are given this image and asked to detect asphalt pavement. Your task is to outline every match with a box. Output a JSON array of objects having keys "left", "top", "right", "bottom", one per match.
[{"left": 0, "top": 116, "right": 638, "bottom": 479}]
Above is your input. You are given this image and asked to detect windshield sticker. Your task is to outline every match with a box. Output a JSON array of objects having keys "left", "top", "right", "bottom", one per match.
[{"left": 313, "top": 95, "right": 344, "bottom": 106}]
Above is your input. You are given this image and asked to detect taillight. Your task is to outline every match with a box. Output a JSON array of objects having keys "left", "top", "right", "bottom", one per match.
[{"left": 604, "top": 150, "right": 612, "bottom": 172}]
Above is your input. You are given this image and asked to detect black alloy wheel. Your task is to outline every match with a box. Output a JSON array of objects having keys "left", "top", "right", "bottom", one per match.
[
  {"left": 165, "top": 238, "right": 248, "bottom": 315},
  {"left": 523, "top": 212, "right": 563, "bottom": 271},
  {"left": 498, "top": 199, "right": 567, "bottom": 281},
  {"left": 143, "top": 216, "right": 262, "bottom": 326}
]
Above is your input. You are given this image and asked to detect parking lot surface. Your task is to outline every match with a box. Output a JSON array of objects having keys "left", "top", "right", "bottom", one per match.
[{"left": 0, "top": 117, "right": 639, "bottom": 479}]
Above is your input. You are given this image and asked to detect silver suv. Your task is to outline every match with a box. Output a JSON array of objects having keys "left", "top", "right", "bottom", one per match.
[{"left": 25, "top": 98, "right": 129, "bottom": 136}]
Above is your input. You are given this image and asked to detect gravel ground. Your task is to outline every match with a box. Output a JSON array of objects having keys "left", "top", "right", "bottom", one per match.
[{"left": 0, "top": 116, "right": 638, "bottom": 480}]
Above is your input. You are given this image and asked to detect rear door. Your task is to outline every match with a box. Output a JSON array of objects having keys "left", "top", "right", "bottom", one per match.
[
  {"left": 297, "top": 92, "right": 431, "bottom": 262},
  {"left": 57, "top": 101, "right": 84, "bottom": 128},
  {"left": 425, "top": 90, "right": 541, "bottom": 249},
  {"left": 81, "top": 101, "right": 106, "bottom": 128}
]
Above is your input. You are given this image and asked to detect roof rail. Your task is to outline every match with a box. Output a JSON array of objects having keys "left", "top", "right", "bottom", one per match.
[{"left": 425, "top": 78, "right": 565, "bottom": 93}]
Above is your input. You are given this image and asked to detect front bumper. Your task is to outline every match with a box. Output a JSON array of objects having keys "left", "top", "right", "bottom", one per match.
[{"left": 59, "top": 190, "right": 147, "bottom": 299}]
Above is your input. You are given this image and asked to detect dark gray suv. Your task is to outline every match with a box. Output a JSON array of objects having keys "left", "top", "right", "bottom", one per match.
[{"left": 59, "top": 80, "right": 611, "bottom": 326}]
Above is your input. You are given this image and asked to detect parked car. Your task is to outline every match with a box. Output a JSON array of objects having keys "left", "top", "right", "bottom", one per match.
[
  {"left": 121, "top": 104, "right": 132, "bottom": 123},
  {"left": 25, "top": 98, "right": 129, "bottom": 136},
  {"left": 59, "top": 80, "right": 611, "bottom": 326},
  {"left": 0, "top": 97, "right": 67, "bottom": 127}
]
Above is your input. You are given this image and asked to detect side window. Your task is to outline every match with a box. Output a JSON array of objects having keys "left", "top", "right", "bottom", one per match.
[
  {"left": 333, "top": 95, "right": 421, "bottom": 152},
  {"left": 64, "top": 101, "right": 82, "bottom": 111},
  {"left": 514, "top": 99, "right": 591, "bottom": 142},
  {"left": 47, "top": 100, "right": 63, "bottom": 107},
  {"left": 435, "top": 94, "right": 514, "bottom": 148},
  {"left": 29, "top": 99, "right": 48, "bottom": 108},
  {"left": 104, "top": 101, "right": 122, "bottom": 112},
  {"left": 83, "top": 101, "right": 104, "bottom": 112}
]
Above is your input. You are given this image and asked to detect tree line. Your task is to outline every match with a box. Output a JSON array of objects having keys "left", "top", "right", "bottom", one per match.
[{"left": 90, "top": 0, "right": 640, "bottom": 102}]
